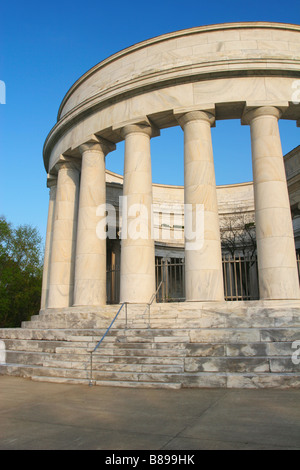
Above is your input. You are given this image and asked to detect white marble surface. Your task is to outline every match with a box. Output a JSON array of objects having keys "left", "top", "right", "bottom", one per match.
[
  {"left": 245, "top": 106, "right": 300, "bottom": 299},
  {"left": 40, "top": 177, "right": 57, "bottom": 310},
  {"left": 119, "top": 124, "right": 156, "bottom": 303},
  {"left": 177, "top": 110, "right": 224, "bottom": 301},
  {"left": 47, "top": 161, "right": 80, "bottom": 308},
  {"left": 73, "top": 140, "right": 115, "bottom": 306}
]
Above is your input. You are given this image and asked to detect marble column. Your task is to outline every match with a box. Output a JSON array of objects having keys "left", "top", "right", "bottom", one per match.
[
  {"left": 47, "top": 159, "right": 80, "bottom": 308},
  {"left": 120, "top": 123, "right": 156, "bottom": 303},
  {"left": 243, "top": 106, "right": 300, "bottom": 299},
  {"left": 73, "top": 139, "right": 115, "bottom": 306},
  {"left": 40, "top": 175, "right": 57, "bottom": 310},
  {"left": 178, "top": 110, "right": 224, "bottom": 301}
]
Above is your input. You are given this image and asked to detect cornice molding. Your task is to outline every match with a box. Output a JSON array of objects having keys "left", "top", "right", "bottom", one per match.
[
  {"left": 43, "top": 22, "right": 300, "bottom": 172},
  {"left": 57, "top": 22, "right": 300, "bottom": 120}
]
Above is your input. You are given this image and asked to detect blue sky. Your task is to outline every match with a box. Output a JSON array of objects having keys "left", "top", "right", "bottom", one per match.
[{"left": 0, "top": 0, "right": 299, "bottom": 245}]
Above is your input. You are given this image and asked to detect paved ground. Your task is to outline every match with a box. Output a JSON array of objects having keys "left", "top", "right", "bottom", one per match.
[{"left": 0, "top": 376, "right": 299, "bottom": 450}]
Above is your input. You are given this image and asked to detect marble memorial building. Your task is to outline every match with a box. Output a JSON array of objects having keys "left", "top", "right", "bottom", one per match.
[
  {"left": 42, "top": 22, "right": 300, "bottom": 309},
  {"left": 1, "top": 22, "right": 300, "bottom": 389}
]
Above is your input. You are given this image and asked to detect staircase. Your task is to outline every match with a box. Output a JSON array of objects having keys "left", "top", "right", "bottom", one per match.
[{"left": 0, "top": 301, "right": 300, "bottom": 389}]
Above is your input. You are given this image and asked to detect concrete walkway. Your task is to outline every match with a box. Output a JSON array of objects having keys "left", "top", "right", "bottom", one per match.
[{"left": 0, "top": 376, "right": 299, "bottom": 450}]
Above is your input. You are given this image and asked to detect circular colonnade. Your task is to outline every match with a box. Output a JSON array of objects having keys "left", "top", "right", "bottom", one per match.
[{"left": 41, "top": 22, "right": 300, "bottom": 310}]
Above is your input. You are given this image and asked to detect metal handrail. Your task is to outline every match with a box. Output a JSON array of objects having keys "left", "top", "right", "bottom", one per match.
[
  {"left": 89, "top": 283, "right": 163, "bottom": 385},
  {"left": 89, "top": 301, "right": 128, "bottom": 386},
  {"left": 143, "top": 280, "right": 163, "bottom": 327}
]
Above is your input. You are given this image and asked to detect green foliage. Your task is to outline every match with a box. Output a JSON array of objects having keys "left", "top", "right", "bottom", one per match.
[{"left": 0, "top": 215, "right": 43, "bottom": 328}]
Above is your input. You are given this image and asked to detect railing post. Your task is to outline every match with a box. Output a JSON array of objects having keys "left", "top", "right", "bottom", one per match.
[
  {"left": 148, "top": 303, "right": 151, "bottom": 328},
  {"left": 89, "top": 351, "right": 93, "bottom": 386},
  {"left": 88, "top": 301, "right": 127, "bottom": 387}
]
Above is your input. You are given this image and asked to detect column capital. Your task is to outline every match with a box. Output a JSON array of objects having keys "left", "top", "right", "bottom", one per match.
[
  {"left": 46, "top": 173, "right": 57, "bottom": 188},
  {"left": 173, "top": 105, "right": 215, "bottom": 129},
  {"left": 112, "top": 116, "right": 160, "bottom": 139},
  {"left": 79, "top": 136, "right": 116, "bottom": 156},
  {"left": 241, "top": 102, "right": 288, "bottom": 125},
  {"left": 121, "top": 123, "right": 153, "bottom": 138},
  {"left": 54, "top": 156, "right": 81, "bottom": 173}
]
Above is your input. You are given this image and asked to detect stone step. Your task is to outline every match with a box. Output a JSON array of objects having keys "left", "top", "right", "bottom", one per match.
[
  {"left": 0, "top": 328, "right": 109, "bottom": 341},
  {"left": 47, "top": 360, "right": 184, "bottom": 374},
  {"left": 24, "top": 303, "right": 300, "bottom": 329},
  {"left": 0, "top": 363, "right": 182, "bottom": 384},
  {"left": 2, "top": 326, "right": 299, "bottom": 351},
  {"left": 55, "top": 348, "right": 186, "bottom": 362},
  {"left": 1, "top": 359, "right": 299, "bottom": 389},
  {"left": 82, "top": 362, "right": 184, "bottom": 376},
  {"left": 32, "top": 376, "right": 91, "bottom": 386},
  {"left": 53, "top": 344, "right": 187, "bottom": 356},
  {"left": 0, "top": 363, "right": 91, "bottom": 380},
  {"left": 4, "top": 325, "right": 299, "bottom": 344},
  {"left": 94, "top": 355, "right": 184, "bottom": 365},
  {"left": 189, "top": 327, "right": 300, "bottom": 343},
  {"left": 30, "top": 375, "right": 182, "bottom": 389},
  {"left": 23, "top": 311, "right": 300, "bottom": 328},
  {"left": 3, "top": 346, "right": 298, "bottom": 374},
  {"left": 146, "top": 316, "right": 300, "bottom": 329},
  {"left": 186, "top": 342, "right": 297, "bottom": 357},
  {"left": 91, "top": 370, "right": 182, "bottom": 383},
  {"left": 184, "top": 356, "right": 299, "bottom": 373},
  {"left": 4, "top": 349, "right": 185, "bottom": 369},
  {"left": 181, "top": 372, "right": 300, "bottom": 389},
  {"left": 1, "top": 301, "right": 299, "bottom": 390},
  {"left": 2, "top": 339, "right": 89, "bottom": 353},
  {"left": 30, "top": 372, "right": 300, "bottom": 390},
  {"left": 4, "top": 339, "right": 294, "bottom": 362},
  {"left": 6, "top": 351, "right": 49, "bottom": 365},
  {"left": 2, "top": 326, "right": 299, "bottom": 347},
  {"left": 3, "top": 362, "right": 299, "bottom": 390},
  {"left": 94, "top": 380, "right": 182, "bottom": 389}
]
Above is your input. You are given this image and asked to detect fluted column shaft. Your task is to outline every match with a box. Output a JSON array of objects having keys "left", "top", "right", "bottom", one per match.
[
  {"left": 40, "top": 176, "right": 57, "bottom": 310},
  {"left": 120, "top": 124, "right": 155, "bottom": 303},
  {"left": 73, "top": 140, "right": 114, "bottom": 306},
  {"left": 179, "top": 111, "right": 224, "bottom": 301},
  {"left": 47, "top": 161, "right": 80, "bottom": 308},
  {"left": 245, "top": 106, "right": 299, "bottom": 299}
]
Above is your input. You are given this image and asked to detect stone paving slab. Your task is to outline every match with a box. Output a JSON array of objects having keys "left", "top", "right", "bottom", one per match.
[{"left": 0, "top": 376, "right": 299, "bottom": 450}]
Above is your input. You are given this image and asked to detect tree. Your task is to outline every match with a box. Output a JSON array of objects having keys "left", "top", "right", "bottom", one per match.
[
  {"left": 220, "top": 211, "right": 259, "bottom": 300},
  {"left": 220, "top": 211, "right": 257, "bottom": 257},
  {"left": 0, "top": 216, "right": 43, "bottom": 327}
]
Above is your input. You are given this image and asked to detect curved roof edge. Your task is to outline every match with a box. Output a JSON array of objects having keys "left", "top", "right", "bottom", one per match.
[{"left": 56, "top": 21, "right": 300, "bottom": 121}]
